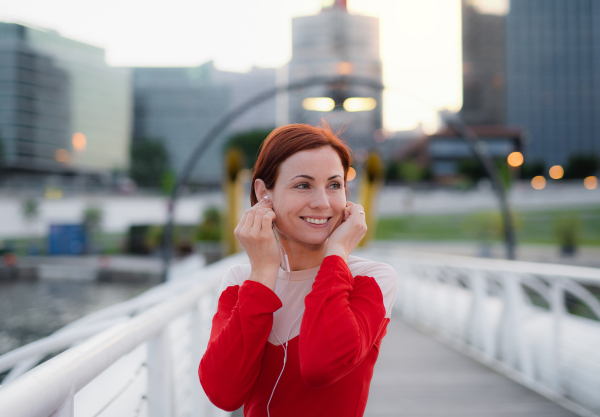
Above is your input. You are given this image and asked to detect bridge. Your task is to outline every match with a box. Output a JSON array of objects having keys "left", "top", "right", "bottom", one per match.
[{"left": 0, "top": 244, "right": 599, "bottom": 417}]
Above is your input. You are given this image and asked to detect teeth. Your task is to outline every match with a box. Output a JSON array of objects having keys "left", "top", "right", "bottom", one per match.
[{"left": 304, "top": 217, "right": 327, "bottom": 225}]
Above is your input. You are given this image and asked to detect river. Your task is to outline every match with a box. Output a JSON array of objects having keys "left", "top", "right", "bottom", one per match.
[{"left": 0, "top": 281, "right": 156, "bottom": 359}]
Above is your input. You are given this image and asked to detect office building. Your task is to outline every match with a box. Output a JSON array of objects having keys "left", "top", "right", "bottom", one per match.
[
  {"left": 0, "top": 22, "right": 131, "bottom": 179},
  {"left": 460, "top": 0, "right": 507, "bottom": 125},
  {"left": 506, "top": 0, "right": 600, "bottom": 166},
  {"left": 287, "top": 0, "right": 383, "bottom": 155},
  {"left": 0, "top": 23, "right": 70, "bottom": 173},
  {"left": 133, "top": 62, "right": 276, "bottom": 184}
]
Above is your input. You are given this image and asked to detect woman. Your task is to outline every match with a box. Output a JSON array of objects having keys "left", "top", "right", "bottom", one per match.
[{"left": 199, "top": 123, "right": 398, "bottom": 416}]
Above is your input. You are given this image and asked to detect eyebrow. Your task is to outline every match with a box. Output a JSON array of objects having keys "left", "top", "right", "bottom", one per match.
[{"left": 290, "top": 174, "right": 342, "bottom": 181}]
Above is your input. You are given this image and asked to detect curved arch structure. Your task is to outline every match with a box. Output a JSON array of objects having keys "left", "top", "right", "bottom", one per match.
[{"left": 161, "top": 76, "right": 515, "bottom": 281}]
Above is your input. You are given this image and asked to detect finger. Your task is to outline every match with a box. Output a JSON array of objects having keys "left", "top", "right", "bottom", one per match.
[
  {"left": 241, "top": 209, "right": 257, "bottom": 235},
  {"left": 344, "top": 204, "right": 354, "bottom": 220},
  {"left": 252, "top": 197, "right": 272, "bottom": 208},
  {"left": 261, "top": 210, "right": 276, "bottom": 234},
  {"left": 235, "top": 210, "right": 250, "bottom": 236},
  {"left": 251, "top": 208, "right": 271, "bottom": 235}
]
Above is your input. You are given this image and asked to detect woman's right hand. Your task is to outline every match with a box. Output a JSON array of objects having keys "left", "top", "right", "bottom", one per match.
[{"left": 234, "top": 198, "right": 281, "bottom": 291}]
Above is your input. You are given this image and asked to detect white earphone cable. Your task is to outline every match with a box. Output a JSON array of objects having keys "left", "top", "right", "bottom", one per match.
[{"left": 267, "top": 223, "right": 305, "bottom": 417}]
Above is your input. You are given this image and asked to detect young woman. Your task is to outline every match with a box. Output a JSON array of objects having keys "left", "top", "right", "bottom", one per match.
[{"left": 199, "top": 123, "right": 398, "bottom": 417}]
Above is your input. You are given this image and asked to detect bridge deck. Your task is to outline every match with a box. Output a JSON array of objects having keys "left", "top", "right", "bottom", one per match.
[{"left": 365, "top": 317, "right": 577, "bottom": 417}]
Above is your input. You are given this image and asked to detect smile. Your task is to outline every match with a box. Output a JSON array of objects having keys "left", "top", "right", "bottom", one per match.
[{"left": 301, "top": 217, "right": 331, "bottom": 226}]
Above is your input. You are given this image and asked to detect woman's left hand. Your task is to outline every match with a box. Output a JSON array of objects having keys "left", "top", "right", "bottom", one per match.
[{"left": 324, "top": 201, "right": 367, "bottom": 261}]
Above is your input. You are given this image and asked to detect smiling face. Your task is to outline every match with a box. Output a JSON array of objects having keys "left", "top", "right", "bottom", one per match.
[{"left": 266, "top": 146, "right": 347, "bottom": 247}]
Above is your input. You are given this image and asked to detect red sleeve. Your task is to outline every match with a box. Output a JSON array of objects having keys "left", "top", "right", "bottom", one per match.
[
  {"left": 299, "top": 255, "right": 387, "bottom": 388},
  {"left": 199, "top": 280, "right": 282, "bottom": 411}
]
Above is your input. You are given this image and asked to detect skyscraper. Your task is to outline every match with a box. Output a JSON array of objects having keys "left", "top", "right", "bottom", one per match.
[
  {"left": 506, "top": 0, "right": 600, "bottom": 166},
  {"left": 0, "top": 23, "right": 70, "bottom": 172},
  {"left": 133, "top": 62, "right": 276, "bottom": 183},
  {"left": 0, "top": 22, "right": 131, "bottom": 178},
  {"left": 287, "top": 0, "right": 383, "bottom": 154},
  {"left": 460, "top": 0, "right": 507, "bottom": 125}
]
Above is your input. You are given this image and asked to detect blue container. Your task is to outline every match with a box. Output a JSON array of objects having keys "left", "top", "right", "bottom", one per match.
[{"left": 48, "top": 224, "right": 87, "bottom": 255}]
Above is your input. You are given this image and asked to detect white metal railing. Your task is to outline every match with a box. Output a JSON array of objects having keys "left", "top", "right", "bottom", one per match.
[
  {"left": 0, "top": 253, "right": 247, "bottom": 417},
  {"left": 359, "top": 245, "right": 600, "bottom": 417},
  {"left": 2, "top": 248, "right": 600, "bottom": 417}
]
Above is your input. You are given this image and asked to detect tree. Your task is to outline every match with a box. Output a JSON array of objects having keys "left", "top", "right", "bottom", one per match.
[
  {"left": 130, "top": 139, "right": 170, "bottom": 188},
  {"left": 520, "top": 160, "right": 545, "bottom": 179},
  {"left": 224, "top": 129, "right": 273, "bottom": 169},
  {"left": 83, "top": 206, "right": 103, "bottom": 253},
  {"left": 563, "top": 154, "right": 599, "bottom": 179},
  {"left": 196, "top": 207, "right": 222, "bottom": 242}
]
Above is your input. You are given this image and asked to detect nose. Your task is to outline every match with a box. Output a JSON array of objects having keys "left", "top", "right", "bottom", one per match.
[{"left": 309, "top": 187, "right": 330, "bottom": 210}]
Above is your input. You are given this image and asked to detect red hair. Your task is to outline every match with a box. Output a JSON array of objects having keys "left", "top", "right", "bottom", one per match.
[{"left": 250, "top": 122, "right": 352, "bottom": 205}]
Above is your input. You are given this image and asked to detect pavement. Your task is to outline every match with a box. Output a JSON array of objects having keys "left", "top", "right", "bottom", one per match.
[{"left": 364, "top": 318, "right": 578, "bottom": 417}]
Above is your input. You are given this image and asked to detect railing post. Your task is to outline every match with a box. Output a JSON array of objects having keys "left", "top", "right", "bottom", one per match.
[
  {"left": 467, "top": 270, "right": 489, "bottom": 355},
  {"left": 190, "top": 301, "right": 204, "bottom": 417},
  {"left": 147, "top": 329, "right": 174, "bottom": 417},
  {"left": 191, "top": 293, "right": 216, "bottom": 417},
  {"left": 550, "top": 278, "right": 564, "bottom": 394},
  {"left": 500, "top": 274, "right": 533, "bottom": 378}
]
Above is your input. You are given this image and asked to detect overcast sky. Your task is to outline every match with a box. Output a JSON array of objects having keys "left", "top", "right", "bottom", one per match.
[{"left": 1, "top": 0, "right": 508, "bottom": 132}]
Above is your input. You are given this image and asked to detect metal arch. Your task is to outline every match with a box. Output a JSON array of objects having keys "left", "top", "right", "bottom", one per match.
[
  {"left": 160, "top": 76, "right": 518, "bottom": 280},
  {"left": 161, "top": 75, "right": 384, "bottom": 281},
  {"left": 442, "top": 115, "right": 517, "bottom": 260}
]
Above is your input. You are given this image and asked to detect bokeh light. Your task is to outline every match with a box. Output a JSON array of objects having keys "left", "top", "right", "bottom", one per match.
[
  {"left": 347, "top": 167, "right": 357, "bottom": 181},
  {"left": 373, "top": 129, "right": 388, "bottom": 143},
  {"left": 336, "top": 61, "right": 354, "bottom": 75},
  {"left": 72, "top": 132, "right": 87, "bottom": 151},
  {"left": 584, "top": 176, "right": 598, "bottom": 190},
  {"left": 343, "top": 97, "right": 377, "bottom": 112},
  {"left": 302, "top": 97, "right": 335, "bottom": 112},
  {"left": 549, "top": 165, "right": 564, "bottom": 179},
  {"left": 531, "top": 176, "right": 546, "bottom": 190},
  {"left": 507, "top": 151, "right": 523, "bottom": 167},
  {"left": 54, "top": 149, "right": 70, "bottom": 163}
]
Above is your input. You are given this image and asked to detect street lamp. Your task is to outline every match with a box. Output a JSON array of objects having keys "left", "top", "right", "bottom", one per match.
[{"left": 302, "top": 96, "right": 377, "bottom": 112}]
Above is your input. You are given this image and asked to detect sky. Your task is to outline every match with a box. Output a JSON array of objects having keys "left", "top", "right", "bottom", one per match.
[{"left": 1, "top": 0, "right": 508, "bottom": 132}]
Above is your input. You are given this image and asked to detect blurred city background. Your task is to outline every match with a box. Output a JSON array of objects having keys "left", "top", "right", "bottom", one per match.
[{"left": 0, "top": 0, "right": 599, "bottom": 397}]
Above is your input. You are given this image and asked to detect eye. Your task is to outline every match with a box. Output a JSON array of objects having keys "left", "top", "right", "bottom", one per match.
[
  {"left": 329, "top": 181, "right": 343, "bottom": 189},
  {"left": 294, "top": 182, "right": 310, "bottom": 189}
]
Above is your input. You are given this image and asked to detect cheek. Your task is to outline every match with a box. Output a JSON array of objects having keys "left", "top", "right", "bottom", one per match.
[{"left": 332, "top": 195, "right": 347, "bottom": 215}]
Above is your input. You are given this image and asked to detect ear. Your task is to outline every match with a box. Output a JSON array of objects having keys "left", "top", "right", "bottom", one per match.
[{"left": 254, "top": 179, "right": 269, "bottom": 201}]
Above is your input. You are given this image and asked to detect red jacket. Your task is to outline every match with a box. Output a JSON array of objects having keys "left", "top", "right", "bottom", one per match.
[{"left": 199, "top": 255, "right": 397, "bottom": 416}]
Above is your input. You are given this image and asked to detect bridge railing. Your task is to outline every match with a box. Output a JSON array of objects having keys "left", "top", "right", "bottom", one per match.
[
  {"left": 2, "top": 249, "right": 600, "bottom": 417},
  {"left": 360, "top": 246, "right": 600, "bottom": 417},
  {"left": 0, "top": 253, "right": 247, "bottom": 417}
]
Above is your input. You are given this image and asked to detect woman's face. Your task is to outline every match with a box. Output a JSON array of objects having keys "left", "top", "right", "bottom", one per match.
[{"left": 268, "top": 146, "right": 347, "bottom": 246}]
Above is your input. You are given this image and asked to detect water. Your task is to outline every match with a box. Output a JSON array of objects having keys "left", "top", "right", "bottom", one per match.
[{"left": 0, "top": 281, "right": 156, "bottom": 357}]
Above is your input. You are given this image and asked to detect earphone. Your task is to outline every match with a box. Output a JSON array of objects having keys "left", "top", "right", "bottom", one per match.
[{"left": 261, "top": 195, "right": 305, "bottom": 417}]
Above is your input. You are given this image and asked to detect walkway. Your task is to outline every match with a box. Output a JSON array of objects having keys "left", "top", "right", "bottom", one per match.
[{"left": 365, "top": 317, "right": 577, "bottom": 417}]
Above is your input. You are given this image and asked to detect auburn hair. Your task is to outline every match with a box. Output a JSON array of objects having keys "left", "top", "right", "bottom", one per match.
[{"left": 250, "top": 122, "right": 352, "bottom": 206}]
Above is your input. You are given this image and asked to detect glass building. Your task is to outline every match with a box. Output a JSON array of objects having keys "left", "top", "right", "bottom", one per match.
[
  {"left": 0, "top": 23, "right": 70, "bottom": 172},
  {"left": 287, "top": 0, "right": 383, "bottom": 156},
  {"left": 460, "top": 0, "right": 507, "bottom": 125},
  {"left": 506, "top": 0, "right": 600, "bottom": 166},
  {"left": 0, "top": 22, "right": 131, "bottom": 179},
  {"left": 133, "top": 62, "right": 276, "bottom": 184}
]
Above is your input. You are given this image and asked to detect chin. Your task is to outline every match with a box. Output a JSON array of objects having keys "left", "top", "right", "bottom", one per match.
[{"left": 279, "top": 226, "right": 330, "bottom": 247}]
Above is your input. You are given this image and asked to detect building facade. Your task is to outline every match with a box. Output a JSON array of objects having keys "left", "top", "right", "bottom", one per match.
[
  {"left": 506, "top": 0, "right": 600, "bottom": 166},
  {"left": 133, "top": 62, "right": 276, "bottom": 184},
  {"left": 0, "top": 23, "right": 71, "bottom": 173},
  {"left": 460, "top": 0, "right": 507, "bottom": 125},
  {"left": 0, "top": 23, "right": 131, "bottom": 179},
  {"left": 287, "top": 0, "right": 383, "bottom": 156}
]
